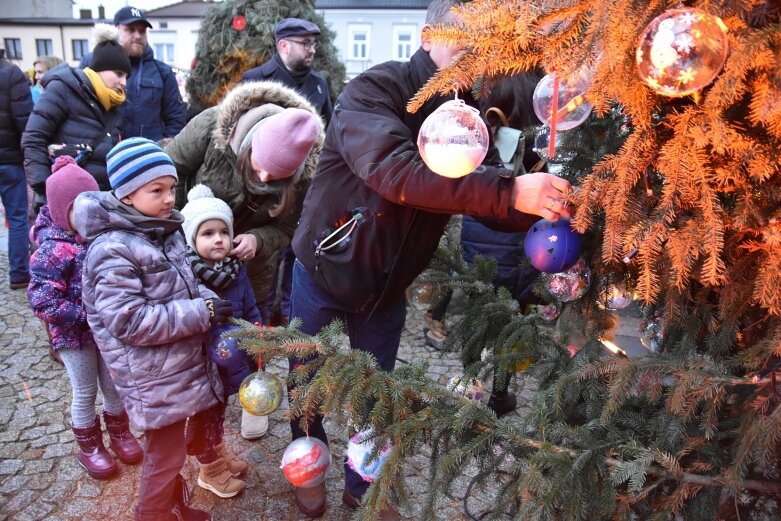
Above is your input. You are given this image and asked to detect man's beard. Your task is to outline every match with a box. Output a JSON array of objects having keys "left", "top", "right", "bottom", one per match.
[
  {"left": 124, "top": 42, "right": 145, "bottom": 59},
  {"left": 288, "top": 57, "right": 312, "bottom": 72}
]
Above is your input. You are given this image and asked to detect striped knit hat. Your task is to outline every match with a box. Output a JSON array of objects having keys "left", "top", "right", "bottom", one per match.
[{"left": 107, "top": 137, "right": 178, "bottom": 199}]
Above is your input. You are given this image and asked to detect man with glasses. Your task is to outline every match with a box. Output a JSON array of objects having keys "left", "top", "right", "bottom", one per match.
[
  {"left": 242, "top": 18, "right": 333, "bottom": 126},
  {"left": 81, "top": 6, "right": 186, "bottom": 141}
]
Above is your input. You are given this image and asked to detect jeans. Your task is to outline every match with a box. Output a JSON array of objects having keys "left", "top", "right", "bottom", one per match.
[
  {"left": 0, "top": 162, "right": 29, "bottom": 283},
  {"left": 289, "top": 260, "right": 406, "bottom": 499},
  {"left": 266, "top": 245, "right": 295, "bottom": 319}
]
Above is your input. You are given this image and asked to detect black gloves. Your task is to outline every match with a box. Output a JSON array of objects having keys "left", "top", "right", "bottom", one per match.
[{"left": 205, "top": 298, "right": 233, "bottom": 326}]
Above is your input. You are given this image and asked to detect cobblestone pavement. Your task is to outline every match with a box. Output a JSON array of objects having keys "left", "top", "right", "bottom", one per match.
[{"left": 0, "top": 225, "right": 544, "bottom": 521}]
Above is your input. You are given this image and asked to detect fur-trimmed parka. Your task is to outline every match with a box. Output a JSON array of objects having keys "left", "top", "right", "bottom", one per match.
[{"left": 165, "top": 81, "right": 324, "bottom": 309}]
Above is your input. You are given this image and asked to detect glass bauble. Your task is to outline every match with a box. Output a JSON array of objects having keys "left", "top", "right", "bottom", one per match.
[
  {"left": 524, "top": 218, "right": 582, "bottom": 274},
  {"left": 405, "top": 275, "right": 443, "bottom": 311},
  {"left": 345, "top": 429, "right": 391, "bottom": 483},
  {"left": 418, "top": 99, "right": 488, "bottom": 178},
  {"left": 532, "top": 71, "right": 593, "bottom": 131},
  {"left": 596, "top": 282, "right": 634, "bottom": 310},
  {"left": 636, "top": 8, "right": 729, "bottom": 97},
  {"left": 447, "top": 375, "right": 484, "bottom": 402},
  {"left": 238, "top": 371, "right": 283, "bottom": 416},
  {"left": 542, "top": 258, "right": 592, "bottom": 302},
  {"left": 280, "top": 437, "right": 332, "bottom": 488},
  {"left": 640, "top": 319, "right": 663, "bottom": 352}
]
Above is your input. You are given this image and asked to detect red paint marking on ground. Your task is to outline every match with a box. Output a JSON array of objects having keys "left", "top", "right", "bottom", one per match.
[{"left": 22, "top": 382, "right": 32, "bottom": 403}]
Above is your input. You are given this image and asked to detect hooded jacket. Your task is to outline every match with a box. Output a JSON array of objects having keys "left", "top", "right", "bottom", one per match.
[
  {"left": 291, "top": 48, "right": 537, "bottom": 314},
  {"left": 165, "top": 81, "right": 324, "bottom": 305},
  {"left": 27, "top": 205, "right": 95, "bottom": 352},
  {"left": 21, "top": 64, "right": 124, "bottom": 195},
  {"left": 74, "top": 191, "right": 222, "bottom": 431},
  {"left": 80, "top": 45, "right": 186, "bottom": 140}
]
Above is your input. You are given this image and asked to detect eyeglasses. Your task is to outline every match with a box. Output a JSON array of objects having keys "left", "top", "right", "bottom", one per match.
[{"left": 285, "top": 39, "right": 317, "bottom": 50}]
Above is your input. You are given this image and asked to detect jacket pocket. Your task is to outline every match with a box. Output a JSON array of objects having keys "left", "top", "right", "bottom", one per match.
[{"left": 311, "top": 207, "right": 387, "bottom": 311}]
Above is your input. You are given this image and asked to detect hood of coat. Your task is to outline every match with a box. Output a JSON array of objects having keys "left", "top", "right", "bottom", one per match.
[
  {"left": 33, "top": 205, "right": 79, "bottom": 245},
  {"left": 73, "top": 190, "right": 184, "bottom": 242},
  {"left": 212, "top": 80, "right": 325, "bottom": 182}
]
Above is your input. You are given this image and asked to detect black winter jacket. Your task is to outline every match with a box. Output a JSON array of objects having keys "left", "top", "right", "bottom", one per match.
[
  {"left": 81, "top": 47, "right": 186, "bottom": 141},
  {"left": 242, "top": 54, "right": 333, "bottom": 127},
  {"left": 0, "top": 59, "right": 33, "bottom": 163},
  {"left": 291, "top": 48, "right": 536, "bottom": 314},
  {"left": 21, "top": 64, "right": 123, "bottom": 195}
]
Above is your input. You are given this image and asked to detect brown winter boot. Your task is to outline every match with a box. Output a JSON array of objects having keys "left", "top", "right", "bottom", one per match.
[
  {"left": 197, "top": 457, "right": 245, "bottom": 498},
  {"left": 71, "top": 417, "right": 118, "bottom": 479},
  {"left": 215, "top": 442, "right": 248, "bottom": 477},
  {"left": 103, "top": 411, "right": 143, "bottom": 464}
]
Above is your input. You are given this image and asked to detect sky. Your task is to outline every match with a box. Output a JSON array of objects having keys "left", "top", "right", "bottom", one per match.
[{"left": 72, "top": 0, "right": 187, "bottom": 19}]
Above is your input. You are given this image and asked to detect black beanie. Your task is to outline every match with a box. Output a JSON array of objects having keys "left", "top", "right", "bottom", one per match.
[{"left": 89, "top": 40, "right": 132, "bottom": 77}]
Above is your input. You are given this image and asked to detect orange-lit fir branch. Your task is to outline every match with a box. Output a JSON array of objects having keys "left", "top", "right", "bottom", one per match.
[{"left": 409, "top": 0, "right": 781, "bottom": 319}]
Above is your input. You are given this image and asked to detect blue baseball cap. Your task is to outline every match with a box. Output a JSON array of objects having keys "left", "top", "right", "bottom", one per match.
[{"left": 114, "top": 6, "right": 153, "bottom": 28}]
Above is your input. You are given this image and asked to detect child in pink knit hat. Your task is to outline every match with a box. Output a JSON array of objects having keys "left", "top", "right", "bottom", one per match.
[{"left": 27, "top": 156, "right": 142, "bottom": 481}]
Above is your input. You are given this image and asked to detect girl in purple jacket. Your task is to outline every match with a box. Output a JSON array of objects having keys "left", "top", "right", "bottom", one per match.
[{"left": 27, "top": 156, "right": 142, "bottom": 480}]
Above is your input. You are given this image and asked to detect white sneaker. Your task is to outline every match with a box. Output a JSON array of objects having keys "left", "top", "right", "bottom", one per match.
[{"left": 241, "top": 409, "right": 268, "bottom": 440}]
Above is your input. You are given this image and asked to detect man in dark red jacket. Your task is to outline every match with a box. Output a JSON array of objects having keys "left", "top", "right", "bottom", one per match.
[
  {"left": 0, "top": 54, "right": 33, "bottom": 289},
  {"left": 288, "top": 0, "right": 572, "bottom": 518}
]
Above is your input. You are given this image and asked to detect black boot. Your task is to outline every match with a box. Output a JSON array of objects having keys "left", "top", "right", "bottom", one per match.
[
  {"left": 487, "top": 389, "right": 517, "bottom": 417},
  {"left": 103, "top": 411, "right": 143, "bottom": 464},
  {"left": 71, "top": 417, "right": 118, "bottom": 479},
  {"left": 169, "top": 474, "right": 212, "bottom": 521}
]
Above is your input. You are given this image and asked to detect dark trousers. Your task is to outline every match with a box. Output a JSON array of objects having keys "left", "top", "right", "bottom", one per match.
[
  {"left": 289, "top": 260, "right": 406, "bottom": 498},
  {"left": 266, "top": 245, "right": 295, "bottom": 320},
  {"left": 135, "top": 408, "right": 219, "bottom": 520}
]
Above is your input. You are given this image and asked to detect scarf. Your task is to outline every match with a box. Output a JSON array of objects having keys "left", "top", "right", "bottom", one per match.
[
  {"left": 274, "top": 53, "right": 310, "bottom": 87},
  {"left": 83, "top": 67, "right": 126, "bottom": 111},
  {"left": 187, "top": 247, "right": 243, "bottom": 291}
]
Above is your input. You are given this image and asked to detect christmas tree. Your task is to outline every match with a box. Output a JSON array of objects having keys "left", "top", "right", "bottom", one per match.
[
  {"left": 186, "top": 0, "right": 345, "bottom": 113},
  {"left": 233, "top": 1, "right": 781, "bottom": 519}
]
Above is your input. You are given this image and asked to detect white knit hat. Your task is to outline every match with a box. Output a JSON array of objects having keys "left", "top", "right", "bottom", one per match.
[{"left": 180, "top": 185, "right": 234, "bottom": 252}]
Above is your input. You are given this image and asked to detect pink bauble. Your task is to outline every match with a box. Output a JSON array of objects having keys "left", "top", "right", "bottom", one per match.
[{"left": 280, "top": 437, "right": 331, "bottom": 488}]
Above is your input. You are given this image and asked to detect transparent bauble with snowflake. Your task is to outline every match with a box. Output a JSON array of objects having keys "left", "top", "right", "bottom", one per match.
[{"left": 636, "top": 8, "right": 729, "bottom": 97}]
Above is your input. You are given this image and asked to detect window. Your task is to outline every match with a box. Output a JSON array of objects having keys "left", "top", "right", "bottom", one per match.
[
  {"left": 72, "top": 39, "right": 89, "bottom": 61},
  {"left": 348, "top": 24, "right": 370, "bottom": 60},
  {"left": 159, "top": 21, "right": 168, "bottom": 29},
  {"left": 4, "top": 38, "right": 22, "bottom": 60},
  {"left": 36, "top": 39, "right": 54, "bottom": 57},
  {"left": 153, "top": 43, "right": 175, "bottom": 65},
  {"left": 393, "top": 26, "right": 416, "bottom": 61}
]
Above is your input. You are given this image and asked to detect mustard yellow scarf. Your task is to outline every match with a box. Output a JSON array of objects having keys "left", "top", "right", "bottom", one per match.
[{"left": 83, "top": 67, "right": 126, "bottom": 111}]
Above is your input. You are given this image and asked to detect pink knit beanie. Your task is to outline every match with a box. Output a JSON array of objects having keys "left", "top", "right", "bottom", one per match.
[
  {"left": 46, "top": 156, "right": 100, "bottom": 232},
  {"left": 250, "top": 108, "right": 320, "bottom": 182}
]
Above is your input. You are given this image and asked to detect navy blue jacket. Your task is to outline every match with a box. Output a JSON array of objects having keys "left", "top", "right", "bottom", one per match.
[
  {"left": 0, "top": 59, "right": 33, "bottom": 163},
  {"left": 21, "top": 64, "right": 124, "bottom": 194},
  {"left": 81, "top": 46, "right": 186, "bottom": 140},
  {"left": 242, "top": 54, "right": 333, "bottom": 127},
  {"left": 291, "top": 48, "right": 536, "bottom": 314},
  {"left": 208, "top": 265, "right": 262, "bottom": 396}
]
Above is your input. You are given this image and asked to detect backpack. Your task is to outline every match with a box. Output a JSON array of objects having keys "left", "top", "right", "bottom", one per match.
[{"left": 485, "top": 107, "right": 545, "bottom": 176}]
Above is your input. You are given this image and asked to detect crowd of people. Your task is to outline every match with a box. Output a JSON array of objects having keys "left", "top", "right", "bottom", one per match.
[{"left": 0, "top": 1, "right": 572, "bottom": 520}]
